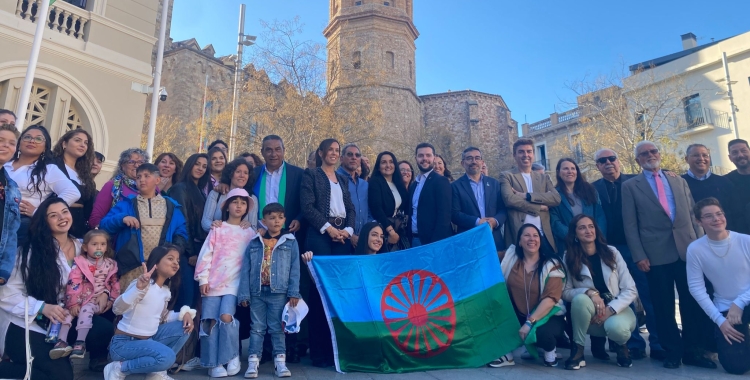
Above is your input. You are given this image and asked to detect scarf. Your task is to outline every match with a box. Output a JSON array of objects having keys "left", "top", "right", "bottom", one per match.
[
  {"left": 254, "top": 163, "right": 286, "bottom": 220},
  {"left": 110, "top": 173, "right": 138, "bottom": 208}
]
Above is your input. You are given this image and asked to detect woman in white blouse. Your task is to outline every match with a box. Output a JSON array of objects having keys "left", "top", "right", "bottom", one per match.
[
  {"left": 0, "top": 197, "right": 114, "bottom": 379},
  {"left": 52, "top": 129, "right": 97, "bottom": 238},
  {"left": 4, "top": 126, "right": 80, "bottom": 248}
]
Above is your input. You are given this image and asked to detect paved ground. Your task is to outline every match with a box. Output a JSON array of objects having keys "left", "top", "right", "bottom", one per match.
[{"left": 72, "top": 346, "right": 737, "bottom": 380}]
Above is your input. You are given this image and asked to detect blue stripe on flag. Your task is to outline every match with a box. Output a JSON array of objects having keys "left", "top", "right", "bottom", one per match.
[{"left": 308, "top": 224, "right": 504, "bottom": 323}]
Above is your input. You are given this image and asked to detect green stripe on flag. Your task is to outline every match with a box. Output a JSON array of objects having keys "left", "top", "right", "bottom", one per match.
[
  {"left": 50, "top": 0, "right": 56, "bottom": 4},
  {"left": 331, "top": 282, "right": 522, "bottom": 373}
]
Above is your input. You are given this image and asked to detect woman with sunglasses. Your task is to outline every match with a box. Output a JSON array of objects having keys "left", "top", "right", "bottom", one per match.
[
  {"left": 88, "top": 148, "right": 149, "bottom": 228},
  {"left": 5, "top": 126, "right": 80, "bottom": 247}
]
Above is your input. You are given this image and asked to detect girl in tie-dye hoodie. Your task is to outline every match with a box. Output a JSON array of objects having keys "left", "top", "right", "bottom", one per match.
[{"left": 194, "top": 188, "right": 256, "bottom": 377}]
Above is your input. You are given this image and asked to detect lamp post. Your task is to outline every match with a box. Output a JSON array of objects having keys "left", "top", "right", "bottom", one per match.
[
  {"left": 228, "top": 3, "right": 256, "bottom": 160},
  {"left": 717, "top": 52, "right": 739, "bottom": 139},
  {"left": 15, "top": 0, "right": 52, "bottom": 131},
  {"left": 145, "top": 0, "right": 171, "bottom": 161}
]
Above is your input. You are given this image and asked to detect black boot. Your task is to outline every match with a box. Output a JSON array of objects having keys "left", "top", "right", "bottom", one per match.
[
  {"left": 564, "top": 344, "right": 586, "bottom": 370},
  {"left": 590, "top": 336, "right": 610, "bottom": 360},
  {"left": 615, "top": 342, "right": 632, "bottom": 368}
]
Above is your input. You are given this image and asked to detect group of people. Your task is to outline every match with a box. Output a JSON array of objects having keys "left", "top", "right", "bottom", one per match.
[{"left": 0, "top": 103, "right": 750, "bottom": 378}]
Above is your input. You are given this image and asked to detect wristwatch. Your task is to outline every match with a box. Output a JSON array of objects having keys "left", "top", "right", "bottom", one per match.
[
  {"left": 527, "top": 316, "right": 537, "bottom": 324},
  {"left": 608, "top": 306, "right": 617, "bottom": 315}
]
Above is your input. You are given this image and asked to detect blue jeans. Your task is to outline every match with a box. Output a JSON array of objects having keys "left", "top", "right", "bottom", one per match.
[
  {"left": 109, "top": 321, "right": 190, "bottom": 374},
  {"left": 249, "top": 286, "right": 287, "bottom": 357},
  {"left": 200, "top": 294, "right": 239, "bottom": 367},
  {"left": 615, "top": 244, "right": 662, "bottom": 351}
]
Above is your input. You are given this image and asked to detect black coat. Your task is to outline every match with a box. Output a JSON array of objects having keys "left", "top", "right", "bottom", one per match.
[
  {"left": 451, "top": 174, "right": 507, "bottom": 251},
  {"left": 254, "top": 162, "right": 305, "bottom": 223},
  {"left": 406, "top": 171, "right": 453, "bottom": 245},
  {"left": 300, "top": 167, "right": 355, "bottom": 231},
  {"left": 53, "top": 157, "right": 93, "bottom": 238},
  {"left": 167, "top": 181, "right": 207, "bottom": 252},
  {"left": 368, "top": 175, "right": 408, "bottom": 230}
]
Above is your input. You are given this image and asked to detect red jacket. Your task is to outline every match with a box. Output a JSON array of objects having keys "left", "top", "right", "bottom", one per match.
[{"left": 65, "top": 255, "right": 120, "bottom": 309}]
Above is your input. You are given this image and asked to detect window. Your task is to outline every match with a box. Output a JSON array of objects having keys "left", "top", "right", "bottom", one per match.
[
  {"left": 63, "top": 0, "right": 87, "bottom": 9},
  {"left": 353, "top": 51, "right": 361, "bottom": 69},
  {"left": 355, "top": 1, "right": 362, "bottom": 5},
  {"left": 384, "top": 1, "right": 390, "bottom": 5},
  {"left": 386, "top": 51, "right": 394, "bottom": 69},
  {"left": 536, "top": 144, "right": 547, "bottom": 169},
  {"left": 683, "top": 94, "right": 704, "bottom": 128}
]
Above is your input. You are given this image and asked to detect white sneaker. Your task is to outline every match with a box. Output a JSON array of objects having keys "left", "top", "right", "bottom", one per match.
[
  {"left": 488, "top": 354, "right": 515, "bottom": 368},
  {"left": 145, "top": 371, "right": 175, "bottom": 380},
  {"left": 245, "top": 355, "right": 260, "bottom": 378},
  {"left": 103, "top": 361, "right": 127, "bottom": 380},
  {"left": 274, "top": 354, "right": 291, "bottom": 378},
  {"left": 226, "top": 356, "right": 241, "bottom": 376},
  {"left": 209, "top": 365, "right": 228, "bottom": 378},
  {"left": 176, "top": 356, "right": 202, "bottom": 371}
]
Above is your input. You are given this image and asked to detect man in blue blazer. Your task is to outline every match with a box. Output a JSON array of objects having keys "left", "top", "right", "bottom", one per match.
[{"left": 451, "top": 147, "right": 507, "bottom": 251}]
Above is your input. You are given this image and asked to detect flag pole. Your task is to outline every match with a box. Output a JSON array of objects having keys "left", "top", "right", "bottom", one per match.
[
  {"left": 146, "top": 0, "right": 170, "bottom": 162},
  {"left": 15, "top": 0, "right": 53, "bottom": 132}
]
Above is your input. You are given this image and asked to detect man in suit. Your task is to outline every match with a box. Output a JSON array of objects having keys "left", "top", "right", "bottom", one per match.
[
  {"left": 622, "top": 140, "right": 715, "bottom": 369},
  {"left": 451, "top": 146, "right": 507, "bottom": 251},
  {"left": 592, "top": 148, "right": 664, "bottom": 360},
  {"left": 407, "top": 142, "right": 452, "bottom": 246},
  {"left": 499, "top": 138, "right": 561, "bottom": 253}
]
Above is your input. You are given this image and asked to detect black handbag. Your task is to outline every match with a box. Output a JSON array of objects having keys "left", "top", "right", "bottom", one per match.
[
  {"left": 387, "top": 211, "right": 410, "bottom": 252},
  {"left": 116, "top": 233, "right": 141, "bottom": 277}
]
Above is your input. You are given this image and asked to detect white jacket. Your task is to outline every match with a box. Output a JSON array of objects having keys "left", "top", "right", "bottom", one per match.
[
  {"left": 562, "top": 245, "right": 638, "bottom": 313},
  {"left": 502, "top": 245, "right": 566, "bottom": 316}
]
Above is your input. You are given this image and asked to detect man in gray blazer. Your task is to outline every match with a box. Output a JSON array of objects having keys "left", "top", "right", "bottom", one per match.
[
  {"left": 622, "top": 141, "right": 715, "bottom": 370},
  {"left": 499, "top": 138, "right": 561, "bottom": 253}
]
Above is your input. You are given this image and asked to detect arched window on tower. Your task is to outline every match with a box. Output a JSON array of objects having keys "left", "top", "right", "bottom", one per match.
[
  {"left": 386, "top": 51, "right": 394, "bottom": 69},
  {"left": 353, "top": 51, "right": 361, "bottom": 69}
]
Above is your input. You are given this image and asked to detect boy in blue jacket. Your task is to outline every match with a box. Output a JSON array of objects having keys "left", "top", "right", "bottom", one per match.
[{"left": 100, "top": 163, "right": 191, "bottom": 300}]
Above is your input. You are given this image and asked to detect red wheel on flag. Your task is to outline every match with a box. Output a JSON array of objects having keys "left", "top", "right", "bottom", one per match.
[{"left": 381, "top": 270, "right": 456, "bottom": 358}]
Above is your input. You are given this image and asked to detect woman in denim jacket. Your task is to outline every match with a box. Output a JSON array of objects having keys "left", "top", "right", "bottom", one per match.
[{"left": 0, "top": 118, "right": 21, "bottom": 286}]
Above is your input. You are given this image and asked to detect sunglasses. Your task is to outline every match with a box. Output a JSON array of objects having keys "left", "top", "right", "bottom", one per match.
[
  {"left": 596, "top": 156, "right": 617, "bottom": 164},
  {"left": 638, "top": 149, "right": 660, "bottom": 158}
]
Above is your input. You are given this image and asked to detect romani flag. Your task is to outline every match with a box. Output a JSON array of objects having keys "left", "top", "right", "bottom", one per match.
[{"left": 307, "top": 225, "right": 522, "bottom": 373}]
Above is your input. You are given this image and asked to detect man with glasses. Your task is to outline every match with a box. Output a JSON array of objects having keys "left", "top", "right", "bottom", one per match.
[
  {"left": 451, "top": 147, "right": 507, "bottom": 252},
  {"left": 682, "top": 144, "right": 734, "bottom": 224},
  {"left": 726, "top": 139, "right": 750, "bottom": 234},
  {"left": 336, "top": 143, "right": 371, "bottom": 248},
  {"left": 592, "top": 148, "right": 664, "bottom": 360},
  {"left": 622, "top": 140, "right": 715, "bottom": 369}
]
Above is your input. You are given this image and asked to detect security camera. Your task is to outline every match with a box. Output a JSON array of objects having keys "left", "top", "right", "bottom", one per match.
[{"left": 159, "top": 87, "right": 168, "bottom": 102}]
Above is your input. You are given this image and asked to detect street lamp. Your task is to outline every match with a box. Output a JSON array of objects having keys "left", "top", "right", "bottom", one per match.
[{"left": 228, "top": 3, "right": 256, "bottom": 160}]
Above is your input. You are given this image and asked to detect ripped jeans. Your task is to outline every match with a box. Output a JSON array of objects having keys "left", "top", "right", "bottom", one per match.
[{"left": 200, "top": 294, "right": 239, "bottom": 367}]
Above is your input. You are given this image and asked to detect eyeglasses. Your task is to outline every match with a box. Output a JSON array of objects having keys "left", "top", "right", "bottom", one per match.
[
  {"left": 126, "top": 160, "right": 145, "bottom": 167},
  {"left": 21, "top": 135, "right": 45, "bottom": 144},
  {"left": 345, "top": 152, "right": 361, "bottom": 158},
  {"left": 464, "top": 156, "right": 483, "bottom": 162},
  {"left": 400, "top": 168, "right": 412, "bottom": 173},
  {"left": 596, "top": 156, "right": 617, "bottom": 164},
  {"left": 700, "top": 211, "right": 725, "bottom": 221},
  {"left": 638, "top": 149, "right": 659, "bottom": 158}
]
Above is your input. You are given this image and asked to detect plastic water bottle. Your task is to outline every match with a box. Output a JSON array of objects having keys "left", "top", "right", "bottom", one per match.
[{"left": 45, "top": 320, "right": 61, "bottom": 343}]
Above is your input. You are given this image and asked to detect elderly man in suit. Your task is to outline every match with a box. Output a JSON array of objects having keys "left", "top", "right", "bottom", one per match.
[
  {"left": 499, "top": 138, "right": 561, "bottom": 253},
  {"left": 452, "top": 146, "right": 507, "bottom": 251},
  {"left": 622, "top": 140, "right": 715, "bottom": 370},
  {"left": 407, "top": 142, "right": 452, "bottom": 246}
]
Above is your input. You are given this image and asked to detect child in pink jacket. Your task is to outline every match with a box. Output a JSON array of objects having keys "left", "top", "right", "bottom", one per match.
[{"left": 51, "top": 230, "right": 120, "bottom": 359}]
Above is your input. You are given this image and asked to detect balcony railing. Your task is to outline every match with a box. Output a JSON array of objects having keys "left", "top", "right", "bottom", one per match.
[
  {"left": 529, "top": 119, "right": 552, "bottom": 132},
  {"left": 15, "top": 0, "right": 90, "bottom": 41},
  {"left": 677, "top": 107, "right": 731, "bottom": 133},
  {"left": 525, "top": 107, "right": 582, "bottom": 135},
  {"left": 558, "top": 108, "right": 580, "bottom": 123}
]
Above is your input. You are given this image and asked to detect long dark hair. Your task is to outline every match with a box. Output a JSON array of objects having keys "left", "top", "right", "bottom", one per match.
[
  {"left": 373, "top": 151, "right": 407, "bottom": 196},
  {"left": 554, "top": 158, "right": 597, "bottom": 206},
  {"left": 564, "top": 214, "right": 616, "bottom": 282},
  {"left": 155, "top": 152, "right": 184, "bottom": 186},
  {"left": 52, "top": 129, "right": 96, "bottom": 199},
  {"left": 435, "top": 154, "right": 453, "bottom": 181},
  {"left": 355, "top": 221, "right": 385, "bottom": 254},
  {"left": 514, "top": 223, "right": 563, "bottom": 278},
  {"left": 19, "top": 196, "right": 70, "bottom": 304},
  {"left": 179, "top": 153, "right": 210, "bottom": 189},
  {"left": 315, "top": 138, "right": 339, "bottom": 167},
  {"left": 13, "top": 125, "right": 54, "bottom": 196},
  {"left": 145, "top": 244, "right": 182, "bottom": 309},
  {"left": 221, "top": 158, "right": 255, "bottom": 194}
]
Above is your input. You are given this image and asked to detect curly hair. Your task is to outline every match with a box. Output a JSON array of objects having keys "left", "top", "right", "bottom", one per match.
[
  {"left": 13, "top": 125, "right": 54, "bottom": 196},
  {"left": 52, "top": 129, "right": 96, "bottom": 199},
  {"left": 221, "top": 158, "right": 255, "bottom": 193},
  {"left": 20, "top": 197, "right": 70, "bottom": 303},
  {"left": 111, "top": 148, "right": 149, "bottom": 180}
]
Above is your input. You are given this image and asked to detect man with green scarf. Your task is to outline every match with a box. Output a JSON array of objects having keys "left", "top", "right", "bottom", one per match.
[{"left": 254, "top": 135, "right": 304, "bottom": 232}]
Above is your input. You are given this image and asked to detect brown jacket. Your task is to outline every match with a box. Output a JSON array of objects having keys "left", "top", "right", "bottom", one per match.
[{"left": 499, "top": 169, "right": 561, "bottom": 251}]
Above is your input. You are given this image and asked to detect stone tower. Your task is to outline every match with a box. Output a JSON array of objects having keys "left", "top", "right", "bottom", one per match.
[{"left": 324, "top": 0, "right": 423, "bottom": 156}]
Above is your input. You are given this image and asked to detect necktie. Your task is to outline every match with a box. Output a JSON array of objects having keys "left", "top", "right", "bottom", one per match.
[{"left": 653, "top": 171, "right": 671, "bottom": 219}]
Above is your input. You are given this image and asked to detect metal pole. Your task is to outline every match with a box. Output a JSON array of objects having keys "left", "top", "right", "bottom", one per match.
[
  {"left": 16, "top": 0, "right": 52, "bottom": 131},
  {"left": 722, "top": 52, "right": 739, "bottom": 139},
  {"left": 229, "top": 4, "right": 245, "bottom": 160},
  {"left": 146, "top": 0, "right": 170, "bottom": 162}
]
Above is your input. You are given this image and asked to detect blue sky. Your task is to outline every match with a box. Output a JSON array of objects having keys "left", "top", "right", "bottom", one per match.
[{"left": 171, "top": 0, "right": 750, "bottom": 124}]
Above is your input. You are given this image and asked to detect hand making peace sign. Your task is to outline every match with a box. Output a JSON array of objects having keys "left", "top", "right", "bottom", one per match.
[{"left": 136, "top": 262, "right": 156, "bottom": 290}]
